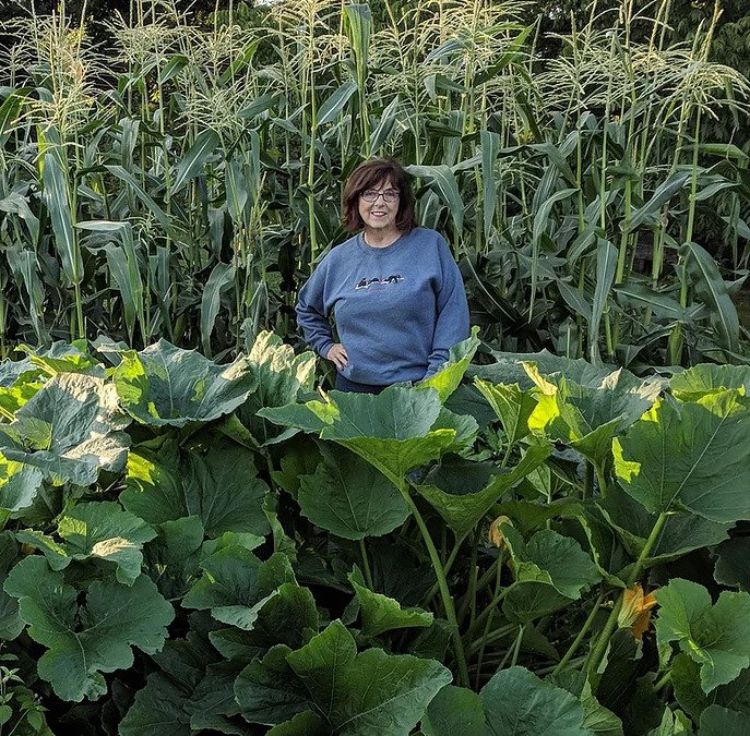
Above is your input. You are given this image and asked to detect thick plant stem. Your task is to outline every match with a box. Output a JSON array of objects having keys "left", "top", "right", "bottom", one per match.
[
  {"left": 552, "top": 592, "right": 604, "bottom": 675},
  {"left": 404, "top": 494, "right": 470, "bottom": 687},
  {"left": 424, "top": 532, "right": 468, "bottom": 606},
  {"left": 475, "top": 555, "right": 504, "bottom": 688},
  {"left": 359, "top": 539, "right": 374, "bottom": 590},
  {"left": 587, "top": 512, "right": 668, "bottom": 677}
]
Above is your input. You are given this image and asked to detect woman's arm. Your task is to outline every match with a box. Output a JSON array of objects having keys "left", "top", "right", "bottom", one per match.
[
  {"left": 295, "top": 260, "right": 336, "bottom": 359},
  {"left": 426, "top": 239, "right": 470, "bottom": 376}
]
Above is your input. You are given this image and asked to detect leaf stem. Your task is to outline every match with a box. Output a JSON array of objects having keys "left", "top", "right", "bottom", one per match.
[
  {"left": 403, "top": 493, "right": 470, "bottom": 687},
  {"left": 587, "top": 511, "right": 668, "bottom": 677},
  {"left": 552, "top": 592, "right": 604, "bottom": 675},
  {"left": 359, "top": 539, "right": 374, "bottom": 590}
]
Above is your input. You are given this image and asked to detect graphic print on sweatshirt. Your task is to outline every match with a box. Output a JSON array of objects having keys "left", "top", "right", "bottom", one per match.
[{"left": 354, "top": 274, "right": 405, "bottom": 291}]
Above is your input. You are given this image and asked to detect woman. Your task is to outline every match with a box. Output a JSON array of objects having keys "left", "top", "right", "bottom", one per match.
[{"left": 295, "top": 157, "right": 470, "bottom": 394}]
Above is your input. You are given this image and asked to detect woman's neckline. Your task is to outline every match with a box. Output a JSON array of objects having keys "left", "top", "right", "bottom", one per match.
[{"left": 358, "top": 228, "right": 412, "bottom": 253}]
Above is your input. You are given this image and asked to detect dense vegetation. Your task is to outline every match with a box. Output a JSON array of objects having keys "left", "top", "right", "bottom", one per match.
[
  {"left": 0, "top": 333, "right": 748, "bottom": 734},
  {"left": 1, "top": 0, "right": 749, "bottom": 369},
  {"left": 2, "top": 1, "right": 750, "bottom": 733}
]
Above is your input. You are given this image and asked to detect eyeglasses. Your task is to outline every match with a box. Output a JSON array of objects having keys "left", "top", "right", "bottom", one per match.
[{"left": 360, "top": 189, "right": 400, "bottom": 203}]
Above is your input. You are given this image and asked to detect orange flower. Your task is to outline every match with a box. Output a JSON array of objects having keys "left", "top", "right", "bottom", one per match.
[
  {"left": 488, "top": 516, "right": 512, "bottom": 549},
  {"left": 618, "top": 584, "right": 658, "bottom": 640}
]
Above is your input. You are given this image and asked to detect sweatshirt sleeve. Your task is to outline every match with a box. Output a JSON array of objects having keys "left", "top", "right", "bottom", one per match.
[
  {"left": 295, "top": 258, "right": 335, "bottom": 359},
  {"left": 426, "top": 238, "right": 470, "bottom": 376}
]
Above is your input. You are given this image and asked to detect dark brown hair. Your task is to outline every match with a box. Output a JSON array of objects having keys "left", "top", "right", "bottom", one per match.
[{"left": 342, "top": 158, "right": 418, "bottom": 233}]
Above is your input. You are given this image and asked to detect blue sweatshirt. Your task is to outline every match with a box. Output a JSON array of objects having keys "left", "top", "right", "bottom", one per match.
[{"left": 295, "top": 227, "right": 470, "bottom": 385}]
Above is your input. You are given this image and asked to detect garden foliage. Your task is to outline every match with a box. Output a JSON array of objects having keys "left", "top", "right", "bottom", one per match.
[
  {"left": 0, "top": 330, "right": 748, "bottom": 734},
  {"left": 1, "top": 0, "right": 749, "bottom": 366}
]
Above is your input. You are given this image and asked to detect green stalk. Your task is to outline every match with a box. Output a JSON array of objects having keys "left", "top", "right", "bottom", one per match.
[
  {"left": 403, "top": 494, "right": 470, "bottom": 687},
  {"left": 598, "top": 29, "right": 618, "bottom": 232},
  {"left": 587, "top": 512, "right": 668, "bottom": 677},
  {"left": 552, "top": 592, "right": 604, "bottom": 675},
  {"left": 475, "top": 551, "right": 504, "bottom": 688},
  {"left": 668, "top": 103, "right": 703, "bottom": 366},
  {"left": 463, "top": 583, "right": 514, "bottom": 642},
  {"left": 510, "top": 624, "right": 525, "bottom": 667},
  {"left": 458, "top": 533, "right": 480, "bottom": 626},
  {"left": 306, "top": 25, "right": 319, "bottom": 267},
  {"left": 359, "top": 539, "right": 374, "bottom": 590}
]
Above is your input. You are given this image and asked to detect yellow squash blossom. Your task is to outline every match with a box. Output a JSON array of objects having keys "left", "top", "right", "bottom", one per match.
[{"left": 618, "top": 584, "right": 658, "bottom": 640}]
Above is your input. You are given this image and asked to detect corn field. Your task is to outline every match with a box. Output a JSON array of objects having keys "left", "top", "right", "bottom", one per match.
[{"left": 1, "top": 0, "right": 749, "bottom": 368}]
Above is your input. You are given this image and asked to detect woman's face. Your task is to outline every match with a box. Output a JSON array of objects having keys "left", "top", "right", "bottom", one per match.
[{"left": 358, "top": 178, "right": 400, "bottom": 232}]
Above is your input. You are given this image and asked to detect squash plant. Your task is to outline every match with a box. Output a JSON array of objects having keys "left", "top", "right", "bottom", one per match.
[{"left": 0, "top": 331, "right": 748, "bottom": 734}]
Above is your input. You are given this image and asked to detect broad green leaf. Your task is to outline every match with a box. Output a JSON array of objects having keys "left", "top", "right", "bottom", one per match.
[
  {"left": 121, "top": 635, "right": 248, "bottom": 735},
  {"left": 61, "top": 502, "right": 155, "bottom": 584},
  {"left": 171, "top": 129, "right": 221, "bottom": 193},
  {"left": 13, "top": 530, "right": 67, "bottom": 570},
  {"left": 297, "top": 444, "right": 407, "bottom": 540},
  {"left": 242, "top": 582, "right": 319, "bottom": 650},
  {"left": 528, "top": 369, "right": 658, "bottom": 466},
  {"left": 502, "top": 525, "right": 601, "bottom": 599},
  {"left": 4, "top": 556, "right": 174, "bottom": 702},
  {"left": 422, "top": 685, "right": 485, "bottom": 736},
  {"left": 114, "top": 339, "right": 258, "bottom": 427},
  {"left": 182, "top": 546, "right": 294, "bottom": 629},
  {"left": 270, "top": 434, "right": 321, "bottom": 498},
  {"left": 17, "top": 501, "right": 156, "bottom": 585},
  {"left": 481, "top": 666, "right": 590, "bottom": 735},
  {"left": 267, "top": 711, "right": 326, "bottom": 735},
  {"left": 20, "top": 340, "right": 105, "bottom": 377},
  {"left": 258, "top": 400, "right": 332, "bottom": 435},
  {"left": 286, "top": 620, "right": 451, "bottom": 736},
  {"left": 235, "top": 644, "right": 309, "bottom": 725},
  {"left": 348, "top": 567, "right": 432, "bottom": 637},
  {"left": 671, "top": 655, "right": 750, "bottom": 722},
  {"left": 143, "top": 516, "right": 204, "bottom": 599},
  {"left": 713, "top": 538, "right": 750, "bottom": 590},
  {"left": 0, "top": 373, "right": 130, "bottom": 485},
  {"left": 646, "top": 707, "right": 692, "bottom": 735},
  {"left": 445, "top": 383, "right": 498, "bottom": 430},
  {"left": 120, "top": 671, "right": 196, "bottom": 736},
  {"left": 614, "top": 392, "right": 750, "bottom": 522},
  {"left": 0, "top": 374, "right": 42, "bottom": 417},
  {"left": 231, "top": 330, "right": 316, "bottom": 446},
  {"left": 418, "top": 327, "right": 481, "bottom": 401},
  {"left": 502, "top": 581, "right": 578, "bottom": 624},
  {"left": 670, "top": 364, "right": 750, "bottom": 401},
  {"left": 471, "top": 349, "right": 617, "bottom": 390},
  {"left": 699, "top": 706, "right": 746, "bottom": 736},
  {"left": 598, "top": 492, "right": 732, "bottom": 567},
  {"left": 0, "top": 357, "right": 36, "bottom": 388},
  {"left": 654, "top": 578, "right": 750, "bottom": 693},
  {"left": 122, "top": 437, "right": 270, "bottom": 537},
  {"left": 0, "top": 460, "right": 43, "bottom": 513},
  {"left": 262, "top": 387, "right": 476, "bottom": 485},
  {"left": 415, "top": 445, "right": 550, "bottom": 536},
  {"left": 474, "top": 378, "right": 537, "bottom": 445},
  {"left": 0, "top": 533, "right": 23, "bottom": 640}
]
